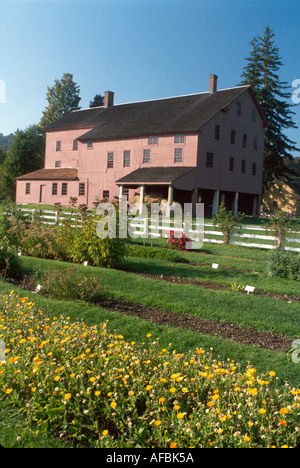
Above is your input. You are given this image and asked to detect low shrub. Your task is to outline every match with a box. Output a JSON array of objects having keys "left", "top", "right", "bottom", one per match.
[
  {"left": 127, "top": 244, "right": 184, "bottom": 263},
  {"left": 267, "top": 250, "right": 300, "bottom": 280},
  {"left": 166, "top": 230, "right": 191, "bottom": 251},
  {"left": 25, "top": 267, "right": 106, "bottom": 303},
  {"left": 0, "top": 239, "right": 21, "bottom": 279},
  {"left": 1, "top": 292, "right": 300, "bottom": 448},
  {"left": 57, "top": 214, "right": 127, "bottom": 268}
]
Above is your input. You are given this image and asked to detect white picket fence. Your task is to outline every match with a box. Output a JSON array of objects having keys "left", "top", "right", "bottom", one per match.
[{"left": 16, "top": 207, "right": 300, "bottom": 253}]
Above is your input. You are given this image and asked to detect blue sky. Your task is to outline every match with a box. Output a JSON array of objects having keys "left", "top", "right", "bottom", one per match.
[{"left": 1, "top": 0, "right": 300, "bottom": 154}]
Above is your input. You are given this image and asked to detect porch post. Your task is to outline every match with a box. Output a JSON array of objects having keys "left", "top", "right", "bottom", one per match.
[
  {"left": 233, "top": 192, "right": 239, "bottom": 217},
  {"left": 119, "top": 184, "right": 124, "bottom": 199},
  {"left": 212, "top": 190, "right": 219, "bottom": 216},
  {"left": 167, "top": 184, "right": 174, "bottom": 217},
  {"left": 252, "top": 195, "right": 258, "bottom": 217},
  {"left": 139, "top": 184, "right": 146, "bottom": 214}
]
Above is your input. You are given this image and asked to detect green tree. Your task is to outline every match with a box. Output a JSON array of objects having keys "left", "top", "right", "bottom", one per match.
[
  {"left": 0, "top": 125, "right": 45, "bottom": 200},
  {"left": 240, "top": 26, "right": 299, "bottom": 191},
  {"left": 89, "top": 94, "right": 104, "bottom": 108},
  {"left": 40, "top": 73, "right": 81, "bottom": 128},
  {"left": 212, "top": 203, "right": 244, "bottom": 245}
]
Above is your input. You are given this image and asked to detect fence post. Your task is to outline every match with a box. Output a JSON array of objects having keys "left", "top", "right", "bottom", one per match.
[
  {"left": 55, "top": 211, "right": 59, "bottom": 226},
  {"left": 32, "top": 209, "right": 36, "bottom": 222}
]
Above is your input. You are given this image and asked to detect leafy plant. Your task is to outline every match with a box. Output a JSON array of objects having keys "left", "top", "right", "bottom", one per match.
[
  {"left": 212, "top": 203, "right": 244, "bottom": 245},
  {"left": 267, "top": 250, "right": 300, "bottom": 280},
  {"left": 0, "top": 239, "right": 21, "bottom": 279},
  {"left": 32, "top": 267, "right": 107, "bottom": 303},
  {"left": 263, "top": 211, "right": 295, "bottom": 250},
  {"left": 166, "top": 230, "right": 191, "bottom": 251},
  {"left": 230, "top": 282, "right": 245, "bottom": 293}
]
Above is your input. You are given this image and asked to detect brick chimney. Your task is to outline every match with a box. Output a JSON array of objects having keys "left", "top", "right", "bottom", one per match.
[
  {"left": 104, "top": 91, "right": 114, "bottom": 107},
  {"left": 209, "top": 75, "right": 218, "bottom": 94}
]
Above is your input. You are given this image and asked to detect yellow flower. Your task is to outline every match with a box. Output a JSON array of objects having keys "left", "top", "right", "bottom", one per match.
[
  {"left": 64, "top": 393, "right": 71, "bottom": 400},
  {"left": 95, "top": 391, "right": 101, "bottom": 397},
  {"left": 5, "top": 388, "right": 13, "bottom": 394},
  {"left": 174, "top": 405, "right": 181, "bottom": 410},
  {"left": 146, "top": 385, "right": 153, "bottom": 391},
  {"left": 181, "top": 387, "right": 188, "bottom": 393},
  {"left": 128, "top": 391, "right": 134, "bottom": 397},
  {"left": 169, "top": 387, "right": 176, "bottom": 393},
  {"left": 154, "top": 420, "right": 162, "bottom": 426},
  {"left": 110, "top": 401, "right": 117, "bottom": 409},
  {"left": 259, "top": 409, "right": 266, "bottom": 414},
  {"left": 31, "top": 387, "right": 37, "bottom": 393},
  {"left": 244, "top": 436, "right": 251, "bottom": 442},
  {"left": 177, "top": 413, "right": 184, "bottom": 419},
  {"left": 54, "top": 376, "right": 60, "bottom": 382},
  {"left": 170, "top": 443, "right": 177, "bottom": 448},
  {"left": 269, "top": 371, "right": 276, "bottom": 377},
  {"left": 102, "top": 430, "right": 109, "bottom": 436},
  {"left": 146, "top": 334, "right": 152, "bottom": 338},
  {"left": 280, "top": 407, "right": 289, "bottom": 415},
  {"left": 89, "top": 377, "right": 96, "bottom": 383}
]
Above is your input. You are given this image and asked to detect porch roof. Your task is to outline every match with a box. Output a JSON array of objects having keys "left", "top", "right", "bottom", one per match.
[
  {"left": 16, "top": 168, "right": 79, "bottom": 181},
  {"left": 116, "top": 167, "right": 195, "bottom": 185}
]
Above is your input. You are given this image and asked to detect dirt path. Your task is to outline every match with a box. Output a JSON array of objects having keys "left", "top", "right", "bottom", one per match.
[{"left": 100, "top": 297, "right": 293, "bottom": 353}]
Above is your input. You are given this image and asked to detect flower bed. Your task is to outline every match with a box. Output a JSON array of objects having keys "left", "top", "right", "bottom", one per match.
[{"left": 0, "top": 291, "right": 299, "bottom": 448}]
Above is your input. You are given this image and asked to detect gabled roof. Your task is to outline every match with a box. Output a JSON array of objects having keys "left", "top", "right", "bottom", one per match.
[
  {"left": 45, "top": 85, "right": 264, "bottom": 141},
  {"left": 116, "top": 167, "right": 195, "bottom": 185},
  {"left": 16, "top": 168, "right": 79, "bottom": 181}
]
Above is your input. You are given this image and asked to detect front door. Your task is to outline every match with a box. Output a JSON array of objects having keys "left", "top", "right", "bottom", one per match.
[{"left": 39, "top": 185, "right": 46, "bottom": 203}]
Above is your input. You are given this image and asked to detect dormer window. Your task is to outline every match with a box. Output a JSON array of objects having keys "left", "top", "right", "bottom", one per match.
[{"left": 87, "top": 141, "right": 93, "bottom": 149}]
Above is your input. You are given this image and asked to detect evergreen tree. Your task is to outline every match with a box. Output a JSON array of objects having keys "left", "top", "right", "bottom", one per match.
[
  {"left": 240, "top": 26, "right": 299, "bottom": 191},
  {"left": 40, "top": 73, "right": 81, "bottom": 129},
  {"left": 89, "top": 94, "right": 104, "bottom": 108}
]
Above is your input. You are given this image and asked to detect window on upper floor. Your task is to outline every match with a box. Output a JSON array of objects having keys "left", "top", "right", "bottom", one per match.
[
  {"left": 103, "top": 190, "right": 109, "bottom": 199},
  {"left": 61, "top": 183, "right": 68, "bottom": 196},
  {"left": 253, "top": 137, "right": 258, "bottom": 151},
  {"left": 231, "top": 130, "right": 236, "bottom": 145},
  {"left": 25, "top": 183, "right": 30, "bottom": 195},
  {"left": 174, "top": 148, "right": 183, "bottom": 163},
  {"left": 87, "top": 141, "right": 93, "bottom": 149},
  {"left": 229, "top": 157, "right": 234, "bottom": 172},
  {"left": 143, "top": 149, "right": 151, "bottom": 164},
  {"left": 56, "top": 141, "right": 61, "bottom": 152},
  {"left": 79, "top": 183, "right": 85, "bottom": 196},
  {"left": 55, "top": 160, "right": 61, "bottom": 168},
  {"left": 73, "top": 140, "right": 78, "bottom": 151},
  {"left": 123, "top": 150, "right": 131, "bottom": 167},
  {"left": 148, "top": 136, "right": 158, "bottom": 145},
  {"left": 174, "top": 135, "right": 185, "bottom": 144},
  {"left": 241, "top": 160, "right": 246, "bottom": 174},
  {"left": 107, "top": 152, "right": 114, "bottom": 168},
  {"left": 215, "top": 125, "right": 221, "bottom": 141},
  {"left": 237, "top": 102, "right": 241, "bottom": 117},
  {"left": 252, "top": 108, "right": 256, "bottom": 123},
  {"left": 206, "top": 152, "right": 214, "bottom": 168},
  {"left": 252, "top": 162, "right": 257, "bottom": 176},
  {"left": 242, "top": 134, "right": 248, "bottom": 149}
]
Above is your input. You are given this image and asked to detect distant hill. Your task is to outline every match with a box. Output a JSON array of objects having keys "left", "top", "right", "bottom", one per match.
[{"left": 0, "top": 133, "right": 14, "bottom": 151}]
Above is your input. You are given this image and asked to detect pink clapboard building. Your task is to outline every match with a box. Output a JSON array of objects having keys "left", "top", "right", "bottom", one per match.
[{"left": 16, "top": 75, "right": 267, "bottom": 216}]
